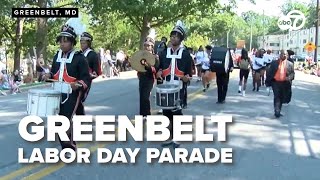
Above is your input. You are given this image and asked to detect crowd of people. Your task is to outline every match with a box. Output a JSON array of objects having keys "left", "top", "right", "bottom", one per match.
[{"left": 0, "top": 69, "right": 22, "bottom": 95}]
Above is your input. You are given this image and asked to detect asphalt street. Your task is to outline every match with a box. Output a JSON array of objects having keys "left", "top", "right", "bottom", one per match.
[{"left": 0, "top": 70, "right": 319, "bottom": 180}]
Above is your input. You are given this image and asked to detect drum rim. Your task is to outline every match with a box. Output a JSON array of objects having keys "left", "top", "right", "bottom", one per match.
[{"left": 28, "top": 89, "right": 61, "bottom": 95}]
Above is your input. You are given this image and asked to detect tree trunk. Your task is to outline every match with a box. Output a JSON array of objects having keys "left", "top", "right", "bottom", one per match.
[
  {"left": 13, "top": 17, "right": 24, "bottom": 71},
  {"left": 36, "top": 0, "right": 48, "bottom": 64},
  {"left": 139, "top": 16, "right": 151, "bottom": 50}
]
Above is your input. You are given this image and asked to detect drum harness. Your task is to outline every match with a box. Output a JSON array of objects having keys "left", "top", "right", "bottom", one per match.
[
  {"left": 163, "top": 47, "right": 184, "bottom": 111},
  {"left": 55, "top": 49, "right": 76, "bottom": 104}
]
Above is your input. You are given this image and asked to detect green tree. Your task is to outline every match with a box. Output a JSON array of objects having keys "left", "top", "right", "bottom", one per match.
[{"left": 86, "top": 0, "right": 224, "bottom": 49}]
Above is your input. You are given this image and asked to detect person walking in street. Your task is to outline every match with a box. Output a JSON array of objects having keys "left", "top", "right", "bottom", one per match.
[
  {"left": 266, "top": 50, "right": 295, "bottom": 118},
  {"left": 210, "top": 46, "right": 234, "bottom": 104},
  {"left": 195, "top": 46, "right": 205, "bottom": 82},
  {"left": 42, "top": 24, "right": 91, "bottom": 151},
  {"left": 156, "top": 21, "right": 193, "bottom": 148},
  {"left": 252, "top": 50, "right": 265, "bottom": 92},
  {"left": 138, "top": 36, "right": 158, "bottom": 119},
  {"left": 201, "top": 45, "right": 212, "bottom": 92},
  {"left": 238, "top": 48, "right": 251, "bottom": 96}
]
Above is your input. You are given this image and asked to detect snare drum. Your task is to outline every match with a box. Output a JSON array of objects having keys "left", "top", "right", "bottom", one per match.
[
  {"left": 27, "top": 89, "right": 61, "bottom": 117},
  {"left": 155, "top": 84, "right": 180, "bottom": 109}
]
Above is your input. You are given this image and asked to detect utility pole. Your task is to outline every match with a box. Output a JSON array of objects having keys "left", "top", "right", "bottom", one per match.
[
  {"left": 227, "top": 31, "right": 229, "bottom": 48},
  {"left": 315, "top": 0, "right": 319, "bottom": 63},
  {"left": 263, "top": 10, "right": 266, "bottom": 49},
  {"left": 249, "top": 19, "right": 253, "bottom": 51}
]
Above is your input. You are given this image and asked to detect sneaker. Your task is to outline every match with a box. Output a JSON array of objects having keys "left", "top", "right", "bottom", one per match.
[
  {"left": 206, "top": 83, "right": 210, "bottom": 89},
  {"left": 238, "top": 90, "right": 241, "bottom": 93},
  {"left": 242, "top": 91, "right": 246, "bottom": 97},
  {"left": 203, "top": 88, "right": 206, "bottom": 92},
  {"left": 252, "top": 88, "right": 256, "bottom": 91}
]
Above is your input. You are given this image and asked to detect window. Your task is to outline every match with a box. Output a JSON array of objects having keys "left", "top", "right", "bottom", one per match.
[
  {"left": 303, "top": 39, "right": 307, "bottom": 44},
  {"left": 270, "top": 43, "right": 280, "bottom": 47},
  {"left": 303, "top": 48, "right": 305, "bottom": 52},
  {"left": 311, "top": 37, "right": 313, "bottom": 42},
  {"left": 290, "top": 40, "right": 293, "bottom": 44},
  {"left": 287, "top": 43, "right": 289, "bottom": 47}
]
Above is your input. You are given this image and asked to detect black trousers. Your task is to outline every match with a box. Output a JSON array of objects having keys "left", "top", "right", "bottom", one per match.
[
  {"left": 163, "top": 109, "right": 183, "bottom": 140},
  {"left": 283, "top": 81, "right": 292, "bottom": 104},
  {"left": 216, "top": 72, "right": 230, "bottom": 102},
  {"left": 117, "top": 60, "right": 124, "bottom": 72},
  {"left": 58, "top": 91, "right": 83, "bottom": 150},
  {"left": 139, "top": 75, "right": 154, "bottom": 116},
  {"left": 272, "top": 81, "right": 287, "bottom": 114},
  {"left": 180, "top": 82, "right": 188, "bottom": 106}
]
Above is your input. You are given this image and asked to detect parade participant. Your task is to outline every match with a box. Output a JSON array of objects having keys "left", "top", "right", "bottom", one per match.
[
  {"left": 78, "top": 32, "right": 101, "bottom": 115},
  {"left": 156, "top": 20, "right": 193, "bottom": 147},
  {"left": 156, "top": 37, "right": 168, "bottom": 55},
  {"left": 210, "top": 46, "right": 234, "bottom": 104},
  {"left": 201, "top": 45, "right": 212, "bottom": 92},
  {"left": 252, "top": 50, "right": 264, "bottom": 91},
  {"left": 266, "top": 50, "right": 294, "bottom": 118},
  {"left": 195, "top": 46, "right": 205, "bottom": 82},
  {"left": 43, "top": 24, "right": 91, "bottom": 151},
  {"left": 138, "top": 35, "right": 158, "bottom": 119},
  {"left": 238, "top": 48, "right": 251, "bottom": 96}
]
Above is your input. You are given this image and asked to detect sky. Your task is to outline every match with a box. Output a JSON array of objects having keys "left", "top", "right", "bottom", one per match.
[{"left": 219, "top": 0, "right": 312, "bottom": 17}]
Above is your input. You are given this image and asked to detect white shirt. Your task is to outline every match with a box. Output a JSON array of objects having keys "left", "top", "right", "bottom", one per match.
[
  {"left": 195, "top": 51, "right": 205, "bottom": 65},
  {"left": 202, "top": 52, "right": 210, "bottom": 70},
  {"left": 263, "top": 54, "right": 273, "bottom": 64},
  {"left": 252, "top": 57, "right": 265, "bottom": 70},
  {"left": 116, "top": 52, "right": 124, "bottom": 61}
]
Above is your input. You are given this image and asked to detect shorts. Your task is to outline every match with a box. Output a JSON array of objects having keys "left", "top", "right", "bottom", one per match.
[
  {"left": 240, "top": 69, "right": 250, "bottom": 80},
  {"left": 253, "top": 69, "right": 261, "bottom": 74},
  {"left": 201, "top": 69, "right": 210, "bottom": 73}
]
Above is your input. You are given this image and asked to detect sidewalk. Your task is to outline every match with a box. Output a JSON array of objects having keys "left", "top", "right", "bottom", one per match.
[{"left": 0, "top": 71, "right": 136, "bottom": 97}]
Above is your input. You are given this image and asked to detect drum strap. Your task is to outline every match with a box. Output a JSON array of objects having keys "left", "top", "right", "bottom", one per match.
[
  {"left": 56, "top": 49, "right": 76, "bottom": 82},
  {"left": 165, "top": 47, "right": 184, "bottom": 87}
]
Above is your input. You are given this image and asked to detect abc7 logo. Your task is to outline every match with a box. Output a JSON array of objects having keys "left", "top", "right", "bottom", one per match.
[{"left": 278, "top": 10, "right": 306, "bottom": 31}]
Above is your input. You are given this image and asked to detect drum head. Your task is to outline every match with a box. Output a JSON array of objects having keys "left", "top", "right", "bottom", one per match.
[
  {"left": 29, "top": 88, "right": 61, "bottom": 95},
  {"left": 157, "top": 84, "right": 179, "bottom": 89}
]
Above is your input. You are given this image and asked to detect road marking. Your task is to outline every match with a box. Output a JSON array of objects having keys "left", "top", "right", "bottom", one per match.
[
  {"left": 0, "top": 143, "right": 86, "bottom": 180},
  {"left": 22, "top": 143, "right": 107, "bottom": 180},
  {"left": 0, "top": 82, "right": 209, "bottom": 179}
]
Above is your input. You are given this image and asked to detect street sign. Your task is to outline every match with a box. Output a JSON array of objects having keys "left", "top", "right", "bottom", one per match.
[{"left": 304, "top": 42, "right": 316, "bottom": 52}]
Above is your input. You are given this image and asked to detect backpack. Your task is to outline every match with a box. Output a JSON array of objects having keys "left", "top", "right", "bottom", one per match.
[{"left": 239, "top": 59, "right": 250, "bottom": 70}]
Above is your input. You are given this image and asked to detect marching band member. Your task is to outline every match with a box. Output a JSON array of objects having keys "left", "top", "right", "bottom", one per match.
[
  {"left": 78, "top": 32, "right": 101, "bottom": 115},
  {"left": 43, "top": 24, "right": 91, "bottom": 151},
  {"left": 138, "top": 36, "right": 158, "bottom": 119},
  {"left": 156, "top": 21, "right": 193, "bottom": 148}
]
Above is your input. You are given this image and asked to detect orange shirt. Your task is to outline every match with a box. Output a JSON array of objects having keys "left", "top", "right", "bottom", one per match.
[{"left": 274, "top": 60, "right": 287, "bottom": 82}]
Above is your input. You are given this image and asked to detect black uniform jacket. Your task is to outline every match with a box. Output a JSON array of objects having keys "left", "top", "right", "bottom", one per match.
[
  {"left": 50, "top": 50, "right": 91, "bottom": 92},
  {"left": 158, "top": 47, "right": 193, "bottom": 81}
]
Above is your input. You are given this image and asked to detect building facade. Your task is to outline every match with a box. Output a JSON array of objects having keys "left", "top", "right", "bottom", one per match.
[{"left": 257, "top": 27, "right": 319, "bottom": 55}]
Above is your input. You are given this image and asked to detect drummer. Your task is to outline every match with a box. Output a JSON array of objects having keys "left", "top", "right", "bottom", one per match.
[
  {"left": 138, "top": 36, "right": 158, "bottom": 120},
  {"left": 79, "top": 32, "right": 101, "bottom": 115},
  {"left": 43, "top": 24, "right": 91, "bottom": 151},
  {"left": 156, "top": 21, "right": 193, "bottom": 148}
]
